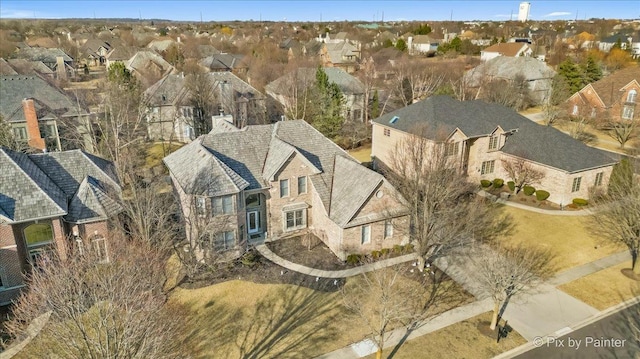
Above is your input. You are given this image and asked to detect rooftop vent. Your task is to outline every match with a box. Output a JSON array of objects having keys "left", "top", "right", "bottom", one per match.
[{"left": 389, "top": 116, "right": 399, "bottom": 124}]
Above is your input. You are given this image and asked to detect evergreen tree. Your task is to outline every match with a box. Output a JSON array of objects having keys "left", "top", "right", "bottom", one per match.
[
  {"left": 581, "top": 55, "right": 603, "bottom": 84},
  {"left": 557, "top": 58, "right": 584, "bottom": 94},
  {"left": 395, "top": 38, "right": 407, "bottom": 52},
  {"left": 382, "top": 39, "right": 393, "bottom": 48},
  {"left": 413, "top": 24, "right": 432, "bottom": 35},
  {"left": 370, "top": 89, "right": 380, "bottom": 119},
  {"left": 312, "top": 67, "right": 345, "bottom": 140}
]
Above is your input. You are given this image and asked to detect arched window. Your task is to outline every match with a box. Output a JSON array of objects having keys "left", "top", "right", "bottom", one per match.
[{"left": 627, "top": 89, "right": 637, "bottom": 103}]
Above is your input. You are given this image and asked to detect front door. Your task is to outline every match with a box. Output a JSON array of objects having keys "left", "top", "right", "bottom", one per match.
[{"left": 247, "top": 210, "right": 260, "bottom": 234}]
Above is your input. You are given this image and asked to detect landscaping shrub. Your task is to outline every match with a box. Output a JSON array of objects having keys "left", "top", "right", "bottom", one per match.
[
  {"left": 393, "top": 245, "right": 403, "bottom": 254},
  {"left": 371, "top": 250, "right": 382, "bottom": 259},
  {"left": 535, "top": 190, "right": 550, "bottom": 201},
  {"left": 492, "top": 178, "right": 504, "bottom": 188},
  {"left": 573, "top": 198, "right": 588, "bottom": 206},
  {"left": 507, "top": 181, "right": 515, "bottom": 192},
  {"left": 403, "top": 243, "right": 415, "bottom": 253},
  {"left": 523, "top": 185, "right": 536, "bottom": 196},
  {"left": 480, "top": 180, "right": 492, "bottom": 188},
  {"left": 380, "top": 248, "right": 391, "bottom": 256},
  {"left": 346, "top": 254, "right": 362, "bottom": 265},
  {"left": 240, "top": 250, "right": 259, "bottom": 267}
]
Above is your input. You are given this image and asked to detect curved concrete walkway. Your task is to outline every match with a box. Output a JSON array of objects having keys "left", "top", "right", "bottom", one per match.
[
  {"left": 255, "top": 244, "right": 417, "bottom": 278},
  {"left": 478, "top": 190, "right": 593, "bottom": 216}
]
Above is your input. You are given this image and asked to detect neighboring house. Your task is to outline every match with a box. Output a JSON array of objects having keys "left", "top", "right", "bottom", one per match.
[
  {"left": 15, "top": 47, "right": 74, "bottom": 79},
  {"left": 567, "top": 66, "right": 640, "bottom": 123},
  {"left": 0, "top": 147, "right": 122, "bottom": 304},
  {"left": 105, "top": 46, "right": 137, "bottom": 69},
  {"left": 407, "top": 35, "right": 440, "bottom": 55},
  {"left": 5, "top": 58, "right": 55, "bottom": 79},
  {"left": 480, "top": 42, "right": 532, "bottom": 61},
  {"left": 163, "top": 120, "right": 409, "bottom": 260},
  {"left": 145, "top": 72, "right": 266, "bottom": 142},
  {"left": 598, "top": 32, "right": 640, "bottom": 57},
  {"left": 79, "top": 38, "right": 113, "bottom": 66},
  {"left": 464, "top": 56, "right": 556, "bottom": 105},
  {"left": 199, "top": 53, "right": 248, "bottom": 75},
  {"left": 0, "top": 75, "right": 92, "bottom": 152},
  {"left": 371, "top": 95, "right": 618, "bottom": 206},
  {"left": 320, "top": 42, "right": 360, "bottom": 73},
  {"left": 265, "top": 67, "right": 366, "bottom": 122},
  {"left": 125, "top": 50, "right": 175, "bottom": 88},
  {"left": 147, "top": 39, "right": 178, "bottom": 53}
]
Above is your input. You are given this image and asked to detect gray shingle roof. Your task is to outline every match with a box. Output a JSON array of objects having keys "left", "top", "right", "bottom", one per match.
[
  {"left": 329, "top": 155, "right": 382, "bottom": 227},
  {"left": 0, "top": 147, "right": 122, "bottom": 224},
  {"left": 164, "top": 120, "right": 393, "bottom": 227},
  {"left": 265, "top": 67, "right": 364, "bottom": 97},
  {"left": 145, "top": 72, "right": 264, "bottom": 107},
  {"left": 373, "top": 95, "right": 617, "bottom": 173},
  {"left": 0, "top": 75, "right": 84, "bottom": 122},
  {"left": 199, "top": 53, "right": 246, "bottom": 71},
  {"left": 16, "top": 47, "right": 73, "bottom": 64}
]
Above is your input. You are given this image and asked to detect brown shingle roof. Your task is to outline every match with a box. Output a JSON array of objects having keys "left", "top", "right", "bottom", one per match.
[
  {"left": 482, "top": 42, "right": 528, "bottom": 57},
  {"left": 588, "top": 66, "right": 640, "bottom": 107}
]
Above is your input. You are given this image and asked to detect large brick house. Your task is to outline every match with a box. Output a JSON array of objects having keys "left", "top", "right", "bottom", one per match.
[
  {"left": 371, "top": 96, "right": 618, "bottom": 206},
  {"left": 0, "top": 147, "right": 122, "bottom": 304},
  {"left": 567, "top": 66, "right": 640, "bottom": 123},
  {"left": 163, "top": 120, "right": 409, "bottom": 260}
]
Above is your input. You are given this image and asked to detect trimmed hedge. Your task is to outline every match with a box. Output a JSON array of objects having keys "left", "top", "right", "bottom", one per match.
[
  {"left": 493, "top": 178, "right": 504, "bottom": 188},
  {"left": 507, "top": 181, "right": 515, "bottom": 192},
  {"left": 480, "top": 180, "right": 492, "bottom": 188},
  {"left": 523, "top": 185, "right": 536, "bottom": 196},
  {"left": 535, "top": 190, "right": 550, "bottom": 201},
  {"left": 573, "top": 198, "right": 588, "bottom": 206}
]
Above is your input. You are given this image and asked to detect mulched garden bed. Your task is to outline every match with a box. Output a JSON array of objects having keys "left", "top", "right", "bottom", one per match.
[
  {"left": 266, "top": 236, "right": 351, "bottom": 271},
  {"left": 177, "top": 248, "right": 345, "bottom": 293}
]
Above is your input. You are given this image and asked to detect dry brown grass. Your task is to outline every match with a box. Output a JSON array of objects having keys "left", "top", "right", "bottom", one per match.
[
  {"left": 169, "top": 273, "right": 471, "bottom": 359},
  {"left": 347, "top": 144, "right": 372, "bottom": 163},
  {"left": 501, "top": 206, "right": 624, "bottom": 273},
  {"left": 145, "top": 142, "right": 183, "bottom": 168},
  {"left": 365, "top": 312, "right": 527, "bottom": 359},
  {"left": 559, "top": 262, "right": 640, "bottom": 310}
]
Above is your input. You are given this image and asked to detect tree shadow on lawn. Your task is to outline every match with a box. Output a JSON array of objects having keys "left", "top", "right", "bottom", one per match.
[{"left": 182, "top": 276, "right": 344, "bottom": 359}]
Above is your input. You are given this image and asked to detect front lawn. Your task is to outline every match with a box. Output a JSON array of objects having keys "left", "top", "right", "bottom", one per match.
[
  {"left": 365, "top": 311, "right": 527, "bottom": 359},
  {"left": 500, "top": 206, "right": 624, "bottom": 273},
  {"left": 559, "top": 262, "right": 640, "bottom": 310},
  {"left": 170, "top": 267, "right": 471, "bottom": 358}
]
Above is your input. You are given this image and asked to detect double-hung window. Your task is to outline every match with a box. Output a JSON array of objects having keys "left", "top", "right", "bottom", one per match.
[
  {"left": 572, "top": 177, "right": 582, "bottom": 192},
  {"left": 481, "top": 160, "right": 495, "bottom": 175},
  {"left": 280, "top": 179, "right": 290, "bottom": 198},
  {"left": 285, "top": 209, "right": 305, "bottom": 231},
  {"left": 213, "top": 195, "right": 234, "bottom": 215}
]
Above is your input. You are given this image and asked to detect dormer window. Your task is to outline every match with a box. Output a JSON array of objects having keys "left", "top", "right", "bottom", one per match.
[{"left": 488, "top": 135, "right": 499, "bottom": 151}]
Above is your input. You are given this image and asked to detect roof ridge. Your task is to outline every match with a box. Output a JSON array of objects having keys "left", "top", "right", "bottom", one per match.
[{"left": 1, "top": 148, "right": 67, "bottom": 218}]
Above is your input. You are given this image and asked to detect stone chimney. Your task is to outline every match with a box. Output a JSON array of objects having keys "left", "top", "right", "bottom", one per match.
[
  {"left": 56, "top": 56, "right": 67, "bottom": 80},
  {"left": 22, "top": 98, "right": 46, "bottom": 151}
]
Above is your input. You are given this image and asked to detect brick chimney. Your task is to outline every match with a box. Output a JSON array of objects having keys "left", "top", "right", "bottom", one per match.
[{"left": 22, "top": 98, "right": 46, "bottom": 151}]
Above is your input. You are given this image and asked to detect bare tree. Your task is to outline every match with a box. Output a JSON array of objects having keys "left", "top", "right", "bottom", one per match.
[
  {"left": 184, "top": 70, "right": 218, "bottom": 136},
  {"left": 471, "top": 243, "right": 555, "bottom": 330},
  {"left": 390, "top": 57, "right": 445, "bottom": 106},
  {"left": 98, "top": 62, "right": 148, "bottom": 176},
  {"left": 386, "top": 125, "right": 511, "bottom": 272},
  {"left": 5, "top": 237, "right": 190, "bottom": 359},
  {"left": 0, "top": 115, "right": 22, "bottom": 150},
  {"left": 501, "top": 156, "right": 545, "bottom": 194},
  {"left": 609, "top": 121, "right": 638, "bottom": 149},
  {"left": 591, "top": 158, "right": 640, "bottom": 276},
  {"left": 480, "top": 74, "right": 533, "bottom": 111},
  {"left": 341, "top": 257, "right": 460, "bottom": 359}
]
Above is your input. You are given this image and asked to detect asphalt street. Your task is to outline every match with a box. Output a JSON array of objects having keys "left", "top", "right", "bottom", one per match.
[{"left": 516, "top": 303, "right": 640, "bottom": 359}]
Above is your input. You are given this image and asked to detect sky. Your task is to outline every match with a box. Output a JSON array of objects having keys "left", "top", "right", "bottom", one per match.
[{"left": 0, "top": 0, "right": 638, "bottom": 22}]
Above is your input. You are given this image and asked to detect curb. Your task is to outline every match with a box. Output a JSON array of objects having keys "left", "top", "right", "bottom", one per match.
[{"left": 492, "top": 295, "right": 640, "bottom": 359}]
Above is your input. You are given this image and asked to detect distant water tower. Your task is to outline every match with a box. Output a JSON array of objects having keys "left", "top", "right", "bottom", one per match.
[{"left": 518, "top": 2, "right": 531, "bottom": 22}]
